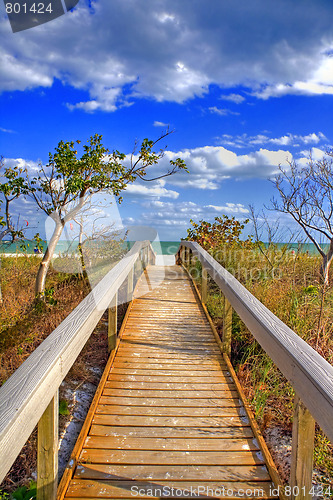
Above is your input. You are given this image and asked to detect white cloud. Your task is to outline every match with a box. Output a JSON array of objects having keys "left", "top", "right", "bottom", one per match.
[
  {"left": 2, "top": 1, "right": 333, "bottom": 110},
  {"left": 0, "top": 127, "right": 15, "bottom": 133},
  {"left": 208, "top": 107, "right": 239, "bottom": 116},
  {"left": 127, "top": 200, "right": 251, "bottom": 239},
  {"left": 124, "top": 180, "right": 179, "bottom": 199},
  {"left": 153, "top": 121, "right": 169, "bottom": 127},
  {"left": 219, "top": 93, "right": 245, "bottom": 104},
  {"left": 218, "top": 132, "right": 327, "bottom": 149}
]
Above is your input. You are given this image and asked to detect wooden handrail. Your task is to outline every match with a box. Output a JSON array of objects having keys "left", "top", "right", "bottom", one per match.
[
  {"left": 178, "top": 241, "right": 333, "bottom": 500},
  {"left": 0, "top": 240, "right": 155, "bottom": 494}
]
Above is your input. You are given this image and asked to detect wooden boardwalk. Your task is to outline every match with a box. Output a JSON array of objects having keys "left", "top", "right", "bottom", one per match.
[{"left": 60, "top": 265, "right": 279, "bottom": 499}]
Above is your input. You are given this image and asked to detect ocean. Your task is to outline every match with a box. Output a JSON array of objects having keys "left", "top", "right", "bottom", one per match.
[
  {"left": 0, "top": 240, "right": 181, "bottom": 256},
  {"left": 0, "top": 239, "right": 327, "bottom": 256}
]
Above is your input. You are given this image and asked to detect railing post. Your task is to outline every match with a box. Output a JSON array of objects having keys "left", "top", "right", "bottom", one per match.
[
  {"left": 201, "top": 267, "right": 208, "bottom": 304},
  {"left": 222, "top": 297, "right": 232, "bottom": 357},
  {"left": 290, "top": 395, "right": 315, "bottom": 500},
  {"left": 127, "top": 266, "right": 134, "bottom": 303},
  {"left": 108, "top": 291, "right": 117, "bottom": 352},
  {"left": 37, "top": 391, "right": 58, "bottom": 500}
]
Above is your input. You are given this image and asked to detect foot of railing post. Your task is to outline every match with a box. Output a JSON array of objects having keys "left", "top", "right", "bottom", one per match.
[
  {"left": 37, "top": 391, "right": 58, "bottom": 500},
  {"left": 201, "top": 268, "right": 208, "bottom": 304},
  {"left": 108, "top": 292, "right": 117, "bottom": 352},
  {"left": 290, "top": 395, "right": 315, "bottom": 500},
  {"left": 222, "top": 297, "right": 232, "bottom": 357}
]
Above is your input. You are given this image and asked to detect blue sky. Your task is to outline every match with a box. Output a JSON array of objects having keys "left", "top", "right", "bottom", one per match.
[{"left": 1, "top": 0, "right": 333, "bottom": 241}]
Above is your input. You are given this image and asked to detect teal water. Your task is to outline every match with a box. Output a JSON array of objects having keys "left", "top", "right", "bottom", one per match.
[
  {"left": 0, "top": 239, "right": 327, "bottom": 256},
  {"left": 0, "top": 239, "right": 181, "bottom": 256}
]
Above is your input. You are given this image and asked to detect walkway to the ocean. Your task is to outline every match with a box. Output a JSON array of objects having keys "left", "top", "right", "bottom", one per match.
[{"left": 59, "top": 266, "right": 279, "bottom": 499}]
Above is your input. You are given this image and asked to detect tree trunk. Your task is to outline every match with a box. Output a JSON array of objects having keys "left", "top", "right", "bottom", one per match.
[
  {"left": 77, "top": 224, "right": 90, "bottom": 287},
  {"left": 35, "top": 222, "right": 64, "bottom": 298},
  {"left": 320, "top": 239, "right": 333, "bottom": 285}
]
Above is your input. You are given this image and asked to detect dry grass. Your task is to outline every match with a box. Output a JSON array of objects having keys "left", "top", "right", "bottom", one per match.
[{"left": 0, "top": 256, "right": 110, "bottom": 494}]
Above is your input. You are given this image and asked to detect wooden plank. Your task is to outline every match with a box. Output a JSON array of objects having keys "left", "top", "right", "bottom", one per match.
[
  {"left": 108, "top": 369, "right": 226, "bottom": 377},
  {"left": 84, "top": 435, "right": 259, "bottom": 451},
  {"left": 92, "top": 414, "right": 249, "bottom": 428},
  {"left": 95, "top": 405, "right": 244, "bottom": 417},
  {"left": 98, "top": 396, "right": 242, "bottom": 407},
  {"left": 79, "top": 449, "right": 264, "bottom": 465},
  {"left": 105, "top": 381, "right": 232, "bottom": 390},
  {"left": 89, "top": 425, "right": 253, "bottom": 438},
  {"left": 110, "top": 362, "right": 225, "bottom": 370},
  {"left": 65, "top": 480, "right": 278, "bottom": 499},
  {"left": 74, "top": 463, "right": 271, "bottom": 481},
  {"left": 102, "top": 388, "right": 239, "bottom": 398},
  {"left": 107, "top": 375, "right": 230, "bottom": 383},
  {"left": 114, "top": 358, "right": 225, "bottom": 369},
  {"left": 37, "top": 391, "right": 58, "bottom": 500},
  {"left": 181, "top": 241, "right": 333, "bottom": 442},
  {"left": 115, "top": 351, "right": 225, "bottom": 361}
]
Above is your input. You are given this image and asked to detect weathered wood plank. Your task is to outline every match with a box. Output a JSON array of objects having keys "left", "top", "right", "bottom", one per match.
[
  {"left": 102, "top": 388, "right": 239, "bottom": 398},
  {"left": 92, "top": 414, "right": 248, "bottom": 428},
  {"left": 94, "top": 405, "right": 244, "bottom": 417},
  {"left": 105, "top": 381, "right": 232, "bottom": 390},
  {"left": 107, "top": 374, "right": 230, "bottom": 383},
  {"left": 74, "top": 463, "right": 270, "bottom": 481},
  {"left": 110, "top": 362, "right": 225, "bottom": 370},
  {"left": 89, "top": 425, "right": 253, "bottom": 438},
  {"left": 84, "top": 436, "right": 259, "bottom": 451},
  {"left": 79, "top": 449, "right": 264, "bottom": 465},
  {"left": 98, "top": 396, "right": 241, "bottom": 407},
  {"left": 65, "top": 480, "right": 278, "bottom": 499}
]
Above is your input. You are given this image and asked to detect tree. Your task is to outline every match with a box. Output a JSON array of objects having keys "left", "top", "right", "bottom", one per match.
[
  {"left": 0, "top": 157, "right": 28, "bottom": 243},
  {"left": 271, "top": 151, "right": 333, "bottom": 285},
  {"left": 24, "top": 132, "right": 186, "bottom": 298},
  {"left": 185, "top": 215, "right": 253, "bottom": 250}
]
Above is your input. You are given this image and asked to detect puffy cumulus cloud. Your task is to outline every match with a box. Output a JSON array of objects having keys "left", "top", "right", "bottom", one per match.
[
  {"left": 123, "top": 179, "right": 179, "bottom": 199},
  {"left": 218, "top": 132, "right": 327, "bottom": 149},
  {"left": 144, "top": 144, "right": 294, "bottom": 190},
  {"left": 2, "top": 0, "right": 333, "bottom": 110}
]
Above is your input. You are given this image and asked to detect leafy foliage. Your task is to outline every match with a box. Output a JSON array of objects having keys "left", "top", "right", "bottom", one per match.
[{"left": 185, "top": 215, "right": 253, "bottom": 250}]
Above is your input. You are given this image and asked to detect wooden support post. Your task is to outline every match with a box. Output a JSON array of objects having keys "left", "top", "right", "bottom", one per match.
[
  {"left": 201, "top": 268, "right": 208, "bottom": 305},
  {"left": 290, "top": 395, "right": 315, "bottom": 500},
  {"left": 127, "top": 267, "right": 134, "bottom": 303},
  {"left": 37, "top": 392, "right": 58, "bottom": 500},
  {"left": 184, "top": 247, "right": 189, "bottom": 267},
  {"left": 108, "top": 292, "right": 117, "bottom": 352},
  {"left": 222, "top": 297, "right": 232, "bottom": 357},
  {"left": 134, "top": 257, "right": 141, "bottom": 285}
]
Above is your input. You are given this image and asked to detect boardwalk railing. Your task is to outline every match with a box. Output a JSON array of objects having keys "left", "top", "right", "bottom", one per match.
[
  {"left": 178, "top": 241, "right": 333, "bottom": 500},
  {"left": 0, "top": 240, "right": 155, "bottom": 499}
]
